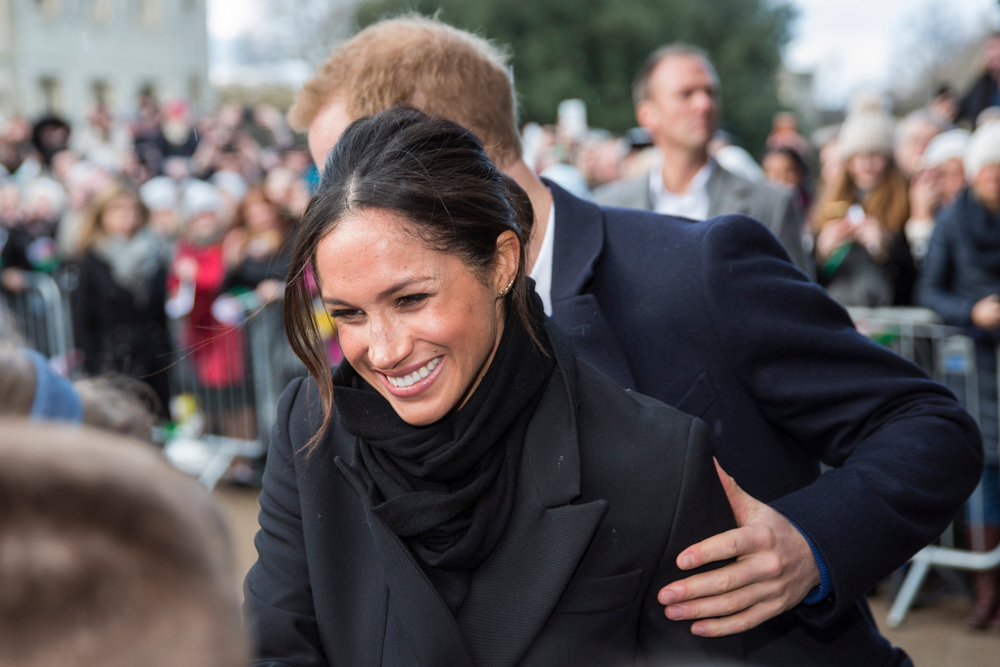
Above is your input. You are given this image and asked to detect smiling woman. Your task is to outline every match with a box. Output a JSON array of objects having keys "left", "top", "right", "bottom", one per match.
[{"left": 244, "top": 106, "right": 748, "bottom": 666}]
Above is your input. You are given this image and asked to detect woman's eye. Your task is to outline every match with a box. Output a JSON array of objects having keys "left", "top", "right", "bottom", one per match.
[
  {"left": 330, "top": 309, "right": 364, "bottom": 322},
  {"left": 397, "top": 293, "right": 429, "bottom": 307}
]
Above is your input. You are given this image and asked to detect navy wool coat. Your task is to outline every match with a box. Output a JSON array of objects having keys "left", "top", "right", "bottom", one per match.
[{"left": 545, "top": 181, "right": 981, "bottom": 664}]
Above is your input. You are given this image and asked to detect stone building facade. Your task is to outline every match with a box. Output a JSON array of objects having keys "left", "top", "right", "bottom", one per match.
[{"left": 0, "top": 0, "right": 209, "bottom": 126}]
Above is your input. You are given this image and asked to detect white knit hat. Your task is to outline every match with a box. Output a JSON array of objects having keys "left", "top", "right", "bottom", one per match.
[
  {"left": 182, "top": 180, "right": 222, "bottom": 219},
  {"left": 924, "top": 129, "right": 970, "bottom": 168},
  {"left": 837, "top": 91, "right": 895, "bottom": 159},
  {"left": 965, "top": 120, "right": 1000, "bottom": 180},
  {"left": 139, "top": 176, "right": 179, "bottom": 211}
]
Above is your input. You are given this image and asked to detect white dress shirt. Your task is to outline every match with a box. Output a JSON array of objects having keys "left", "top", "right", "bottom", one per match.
[
  {"left": 528, "top": 203, "right": 556, "bottom": 316},
  {"left": 649, "top": 159, "right": 714, "bottom": 221}
]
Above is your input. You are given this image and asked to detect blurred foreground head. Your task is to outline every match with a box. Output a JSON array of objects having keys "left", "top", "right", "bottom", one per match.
[
  {"left": 290, "top": 14, "right": 520, "bottom": 168},
  {"left": 0, "top": 421, "right": 247, "bottom": 667}
]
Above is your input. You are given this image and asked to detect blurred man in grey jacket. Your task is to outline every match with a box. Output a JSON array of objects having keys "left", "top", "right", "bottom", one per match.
[{"left": 594, "top": 44, "right": 808, "bottom": 272}]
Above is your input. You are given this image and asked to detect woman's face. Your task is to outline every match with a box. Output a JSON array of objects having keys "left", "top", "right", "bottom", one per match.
[
  {"left": 316, "top": 208, "right": 516, "bottom": 426},
  {"left": 762, "top": 152, "right": 801, "bottom": 188},
  {"left": 974, "top": 163, "right": 1000, "bottom": 212},
  {"left": 846, "top": 152, "right": 890, "bottom": 192},
  {"left": 101, "top": 194, "right": 143, "bottom": 239}
]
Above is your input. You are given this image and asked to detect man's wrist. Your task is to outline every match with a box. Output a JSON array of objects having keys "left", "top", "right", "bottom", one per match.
[{"left": 787, "top": 518, "right": 833, "bottom": 605}]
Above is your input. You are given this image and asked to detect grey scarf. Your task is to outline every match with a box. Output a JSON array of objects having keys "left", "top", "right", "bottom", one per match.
[{"left": 91, "top": 229, "right": 168, "bottom": 308}]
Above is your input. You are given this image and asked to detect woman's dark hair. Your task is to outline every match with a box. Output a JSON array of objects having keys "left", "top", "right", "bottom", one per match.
[
  {"left": 763, "top": 146, "right": 808, "bottom": 179},
  {"left": 285, "top": 105, "right": 536, "bottom": 453}
]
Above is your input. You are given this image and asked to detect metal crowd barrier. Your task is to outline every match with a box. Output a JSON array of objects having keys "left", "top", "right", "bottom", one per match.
[
  {"left": 163, "top": 296, "right": 308, "bottom": 490},
  {"left": 847, "top": 306, "right": 1000, "bottom": 627},
  {"left": 0, "top": 270, "right": 74, "bottom": 363}
]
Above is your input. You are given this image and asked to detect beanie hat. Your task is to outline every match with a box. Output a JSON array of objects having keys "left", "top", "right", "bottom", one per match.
[
  {"left": 139, "top": 176, "right": 179, "bottom": 211},
  {"left": 210, "top": 170, "right": 249, "bottom": 203},
  {"left": 965, "top": 120, "right": 1000, "bottom": 180},
  {"left": 182, "top": 180, "right": 222, "bottom": 219},
  {"left": 924, "top": 129, "right": 970, "bottom": 168},
  {"left": 837, "top": 92, "right": 895, "bottom": 159}
]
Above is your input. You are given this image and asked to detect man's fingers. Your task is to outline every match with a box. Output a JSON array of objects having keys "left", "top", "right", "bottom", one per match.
[
  {"left": 662, "top": 581, "right": 778, "bottom": 623},
  {"left": 688, "top": 597, "right": 787, "bottom": 638},
  {"left": 675, "top": 524, "right": 767, "bottom": 571},
  {"left": 659, "top": 558, "right": 769, "bottom": 605}
]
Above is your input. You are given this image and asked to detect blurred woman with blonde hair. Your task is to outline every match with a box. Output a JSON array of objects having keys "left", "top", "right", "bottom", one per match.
[
  {"left": 70, "top": 179, "right": 172, "bottom": 413},
  {"left": 812, "top": 99, "right": 916, "bottom": 307}
]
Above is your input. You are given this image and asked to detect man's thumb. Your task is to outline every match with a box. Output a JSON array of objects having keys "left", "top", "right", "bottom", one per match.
[{"left": 713, "top": 457, "right": 757, "bottom": 524}]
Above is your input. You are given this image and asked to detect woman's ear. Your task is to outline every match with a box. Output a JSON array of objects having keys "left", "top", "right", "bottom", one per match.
[{"left": 494, "top": 230, "right": 520, "bottom": 295}]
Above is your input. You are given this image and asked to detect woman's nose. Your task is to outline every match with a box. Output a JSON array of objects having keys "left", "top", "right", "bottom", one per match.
[{"left": 366, "top": 318, "right": 411, "bottom": 370}]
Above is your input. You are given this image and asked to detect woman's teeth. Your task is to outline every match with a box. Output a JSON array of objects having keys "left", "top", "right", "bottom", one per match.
[{"left": 387, "top": 357, "right": 440, "bottom": 388}]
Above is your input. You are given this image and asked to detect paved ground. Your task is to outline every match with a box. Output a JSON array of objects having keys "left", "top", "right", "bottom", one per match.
[{"left": 214, "top": 485, "right": 1000, "bottom": 666}]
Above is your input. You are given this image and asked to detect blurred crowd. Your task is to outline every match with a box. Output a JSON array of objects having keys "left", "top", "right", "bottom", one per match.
[
  {"left": 7, "top": 35, "right": 1000, "bottom": 429},
  {"left": 0, "top": 95, "right": 326, "bottom": 449}
]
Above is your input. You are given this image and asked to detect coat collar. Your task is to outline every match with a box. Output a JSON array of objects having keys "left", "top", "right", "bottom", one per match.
[
  {"left": 545, "top": 181, "right": 638, "bottom": 391},
  {"left": 545, "top": 179, "right": 605, "bottom": 302},
  {"left": 336, "top": 332, "right": 606, "bottom": 667}
]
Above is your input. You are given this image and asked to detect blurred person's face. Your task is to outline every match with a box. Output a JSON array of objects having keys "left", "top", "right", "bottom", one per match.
[
  {"left": 244, "top": 197, "right": 279, "bottom": 234},
  {"left": 986, "top": 36, "right": 1000, "bottom": 78},
  {"left": 846, "top": 152, "right": 890, "bottom": 192},
  {"left": 283, "top": 150, "right": 312, "bottom": 175},
  {"left": 264, "top": 169, "right": 295, "bottom": 206},
  {"left": 285, "top": 179, "right": 310, "bottom": 218},
  {"left": 149, "top": 209, "right": 178, "bottom": 238},
  {"left": 308, "top": 98, "right": 353, "bottom": 169},
  {"left": 101, "top": 194, "right": 143, "bottom": 240},
  {"left": 0, "top": 184, "right": 21, "bottom": 223},
  {"left": 163, "top": 157, "right": 190, "bottom": 181},
  {"left": 188, "top": 210, "right": 224, "bottom": 242},
  {"left": 218, "top": 103, "right": 243, "bottom": 129},
  {"left": 938, "top": 157, "right": 967, "bottom": 205},
  {"left": 974, "top": 163, "right": 1000, "bottom": 213},
  {"left": 762, "top": 152, "right": 802, "bottom": 188},
  {"left": 637, "top": 54, "right": 719, "bottom": 155},
  {"left": 929, "top": 93, "right": 958, "bottom": 124},
  {"left": 316, "top": 208, "right": 513, "bottom": 426},
  {"left": 51, "top": 151, "right": 78, "bottom": 182},
  {"left": 895, "top": 121, "right": 940, "bottom": 178}
]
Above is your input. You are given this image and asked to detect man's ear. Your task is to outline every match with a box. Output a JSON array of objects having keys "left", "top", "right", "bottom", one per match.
[
  {"left": 494, "top": 230, "right": 521, "bottom": 293},
  {"left": 635, "top": 99, "right": 658, "bottom": 134}
]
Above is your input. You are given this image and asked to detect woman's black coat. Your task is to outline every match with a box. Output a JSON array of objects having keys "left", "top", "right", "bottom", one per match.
[
  {"left": 70, "top": 252, "right": 171, "bottom": 411},
  {"left": 244, "top": 329, "right": 747, "bottom": 667}
]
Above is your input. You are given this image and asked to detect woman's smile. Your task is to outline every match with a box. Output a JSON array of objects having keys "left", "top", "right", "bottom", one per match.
[{"left": 378, "top": 355, "right": 444, "bottom": 397}]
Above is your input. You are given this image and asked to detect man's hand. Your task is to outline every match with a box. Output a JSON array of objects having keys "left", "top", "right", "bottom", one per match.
[
  {"left": 972, "top": 294, "right": 1000, "bottom": 331},
  {"left": 657, "top": 460, "right": 821, "bottom": 637}
]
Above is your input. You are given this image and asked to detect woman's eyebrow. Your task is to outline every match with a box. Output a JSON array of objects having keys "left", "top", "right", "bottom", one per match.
[{"left": 322, "top": 277, "right": 432, "bottom": 307}]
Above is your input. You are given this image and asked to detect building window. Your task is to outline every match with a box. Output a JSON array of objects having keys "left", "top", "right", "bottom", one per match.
[
  {"left": 35, "top": 0, "right": 61, "bottom": 20},
  {"left": 139, "top": 0, "right": 160, "bottom": 28},
  {"left": 38, "top": 76, "right": 62, "bottom": 114}
]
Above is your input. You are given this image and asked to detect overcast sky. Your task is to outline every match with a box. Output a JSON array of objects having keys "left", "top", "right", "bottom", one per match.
[{"left": 207, "top": 0, "right": 1000, "bottom": 106}]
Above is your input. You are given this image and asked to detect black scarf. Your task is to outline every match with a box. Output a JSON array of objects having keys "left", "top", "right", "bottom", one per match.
[
  {"left": 334, "top": 293, "right": 555, "bottom": 579},
  {"left": 955, "top": 188, "right": 1000, "bottom": 271}
]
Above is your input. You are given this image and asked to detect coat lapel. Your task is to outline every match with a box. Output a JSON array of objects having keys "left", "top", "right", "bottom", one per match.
[
  {"left": 546, "top": 181, "right": 638, "bottom": 391},
  {"left": 335, "top": 459, "right": 476, "bottom": 667},
  {"left": 457, "top": 345, "right": 608, "bottom": 667},
  {"left": 706, "top": 161, "right": 752, "bottom": 218}
]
